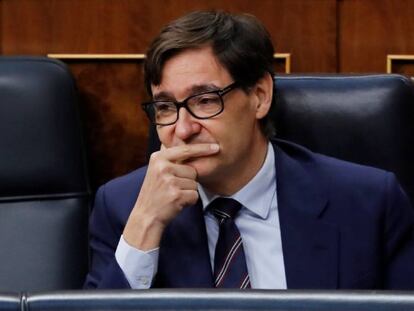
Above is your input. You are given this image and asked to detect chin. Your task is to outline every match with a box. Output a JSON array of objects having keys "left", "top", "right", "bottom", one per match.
[{"left": 185, "top": 157, "right": 219, "bottom": 181}]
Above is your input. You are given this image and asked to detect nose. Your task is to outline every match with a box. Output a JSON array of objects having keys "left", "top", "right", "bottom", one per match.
[{"left": 174, "top": 107, "right": 201, "bottom": 141}]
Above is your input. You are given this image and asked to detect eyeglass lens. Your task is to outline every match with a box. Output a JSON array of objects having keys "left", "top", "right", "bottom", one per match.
[{"left": 152, "top": 92, "right": 223, "bottom": 125}]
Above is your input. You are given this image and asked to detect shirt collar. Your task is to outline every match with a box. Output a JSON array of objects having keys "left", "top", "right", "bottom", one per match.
[{"left": 198, "top": 142, "right": 276, "bottom": 219}]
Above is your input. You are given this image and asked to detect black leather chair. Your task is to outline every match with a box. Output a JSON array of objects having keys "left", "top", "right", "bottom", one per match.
[
  {"left": 0, "top": 57, "right": 90, "bottom": 291},
  {"left": 23, "top": 290, "right": 414, "bottom": 311},
  {"left": 273, "top": 74, "right": 414, "bottom": 206},
  {"left": 148, "top": 74, "right": 414, "bottom": 206}
]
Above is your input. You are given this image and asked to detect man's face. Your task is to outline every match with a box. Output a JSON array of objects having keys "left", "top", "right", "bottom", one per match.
[{"left": 151, "top": 46, "right": 267, "bottom": 190}]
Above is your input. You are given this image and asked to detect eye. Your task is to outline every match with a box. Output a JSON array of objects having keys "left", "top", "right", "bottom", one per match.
[
  {"left": 194, "top": 93, "right": 221, "bottom": 105},
  {"left": 154, "top": 101, "right": 175, "bottom": 112}
]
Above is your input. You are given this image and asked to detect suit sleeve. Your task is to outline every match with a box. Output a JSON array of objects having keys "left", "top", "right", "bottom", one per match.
[
  {"left": 83, "top": 184, "right": 131, "bottom": 289},
  {"left": 384, "top": 173, "right": 414, "bottom": 289}
]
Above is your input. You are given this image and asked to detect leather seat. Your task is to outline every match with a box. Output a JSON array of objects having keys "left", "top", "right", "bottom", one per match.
[
  {"left": 0, "top": 57, "right": 90, "bottom": 291},
  {"left": 273, "top": 74, "right": 414, "bottom": 205}
]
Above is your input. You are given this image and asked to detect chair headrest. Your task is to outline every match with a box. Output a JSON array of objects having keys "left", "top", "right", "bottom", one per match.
[
  {"left": 0, "top": 57, "right": 89, "bottom": 201},
  {"left": 274, "top": 74, "right": 414, "bottom": 204}
]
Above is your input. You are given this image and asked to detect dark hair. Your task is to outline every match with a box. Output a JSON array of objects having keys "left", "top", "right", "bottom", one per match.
[{"left": 144, "top": 10, "right": 276, "bottom": 137}]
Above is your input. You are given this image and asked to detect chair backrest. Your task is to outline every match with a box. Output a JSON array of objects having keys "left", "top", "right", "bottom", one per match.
[
  {"left": 273, "top": 74, "right": 414, "bottom": 206},
  {"left": 0, "top": 57, "right": 90, "bottom": 291},
  {"left": 147, "top": 74, "right": 414, "bottom": 205}
]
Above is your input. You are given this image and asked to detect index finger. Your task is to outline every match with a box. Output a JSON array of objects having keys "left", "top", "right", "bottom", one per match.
[{"left": 163, "top": 143, "right": 220, "bottom": 162}]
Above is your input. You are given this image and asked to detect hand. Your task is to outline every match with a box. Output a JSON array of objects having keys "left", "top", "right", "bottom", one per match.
[{"left": 123, "top": 143, "right": 220, "bottom": 250}]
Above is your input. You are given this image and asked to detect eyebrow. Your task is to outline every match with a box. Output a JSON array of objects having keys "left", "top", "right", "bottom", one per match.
[{"left": 153, "top": 83, "right": 220, "bottom": 101}]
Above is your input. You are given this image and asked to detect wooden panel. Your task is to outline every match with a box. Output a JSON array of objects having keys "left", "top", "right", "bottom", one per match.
[
  {"left": 67, "top": 61, "right": 149, "bottom": 189},
  {"left": 390, "top": 61, "right": 414, "bottom": 78},
  {"left": 339, "top": 0, "right": 414, "bottom": 73},
  {"left": 2, "top": 0, "right": 337, "bottom": 72},
  {"left": 274, "top": 54, "right": 292, "bottom": 74},
  {"left": 387, "top": 55, "right": 414, "bottom": 77},
  {"left": 1, "top": 0, "right": 337, "bottom": 188}
]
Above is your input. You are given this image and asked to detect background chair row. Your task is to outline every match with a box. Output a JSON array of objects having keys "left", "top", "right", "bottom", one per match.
[{"left": 0, "top": 57, "right": 413, "bottom": 292}]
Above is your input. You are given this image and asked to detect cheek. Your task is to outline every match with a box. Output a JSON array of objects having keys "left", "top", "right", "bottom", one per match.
[
  {"left": 156, "top": 126, "right": 174, "bottom": 146},
  {"left": 216, "top": 118, "right": 257, "bottom": 155}
]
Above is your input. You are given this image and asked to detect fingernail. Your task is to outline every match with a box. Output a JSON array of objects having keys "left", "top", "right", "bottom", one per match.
[{"left": 210, "top": 144, "right": 220, "bottom": 151}]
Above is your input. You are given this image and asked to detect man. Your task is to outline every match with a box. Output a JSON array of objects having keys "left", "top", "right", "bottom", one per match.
[{"left": 84, "top": 11, "right": 414, "bottom": 289}]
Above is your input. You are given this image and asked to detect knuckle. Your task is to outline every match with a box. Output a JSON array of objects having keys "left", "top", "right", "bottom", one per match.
[
  {"left": 169, "top": 188, "right": 180, "bottom": 202},
  {"left": 189, "top": 191, "right": 199, "bottom": 203},
  {"left": 149, "top": 151, "right": 160, "bottom": 162},
  {"left": 190, "top": 167, "right": 197, "bottom": 179},
  {"left": 169, "top": 177, "right": 181, "bottom": 189},
  {"left": 186, "top": 179, "right": 196, "bottom": 190},
  {"left": 164, "top": 174, "right": 175, "bottom": 186},
  {"left": 157, "top": 162, "right": 171, "bottom": 175},
  {"left": 182, "top": 145, "right": 191, "bottom": 155}
]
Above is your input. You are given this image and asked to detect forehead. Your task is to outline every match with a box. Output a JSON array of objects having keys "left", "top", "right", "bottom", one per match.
[{"left": 151, "top": 46, "right": 233, "bottom": 97}]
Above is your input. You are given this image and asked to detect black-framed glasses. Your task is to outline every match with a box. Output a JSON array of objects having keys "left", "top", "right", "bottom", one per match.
[{"left": 141, "top": 82, "right": 240, "bottom": 126}]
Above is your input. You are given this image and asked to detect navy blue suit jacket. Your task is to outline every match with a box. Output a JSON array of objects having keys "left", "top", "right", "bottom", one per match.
[{"left": 84, "top": 140, "right": 414, "bottom": 289}]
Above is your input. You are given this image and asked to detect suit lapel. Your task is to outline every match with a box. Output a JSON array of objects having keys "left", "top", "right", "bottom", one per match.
[
  {"left": 157, "top": 199, "right": 214, "bottom": 288},
  {"left": 274, "top": 140, "right": 339, "bottom": 289}
]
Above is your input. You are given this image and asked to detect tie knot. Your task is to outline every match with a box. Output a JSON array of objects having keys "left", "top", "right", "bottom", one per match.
[{"left": 210, "top": 198, "right": 242, "bottom": 221}]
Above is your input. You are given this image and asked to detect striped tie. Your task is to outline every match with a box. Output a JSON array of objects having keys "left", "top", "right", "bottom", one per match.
[{"left": 210, "top": 198, "right": 251, "bottom": 289}]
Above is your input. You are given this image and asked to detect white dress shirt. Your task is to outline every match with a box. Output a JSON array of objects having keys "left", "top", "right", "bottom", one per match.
[{"left": 116, "top": 142, "right": 287, "bottom": 289}]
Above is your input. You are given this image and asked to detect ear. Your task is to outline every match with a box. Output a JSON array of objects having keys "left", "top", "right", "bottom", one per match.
[{"left": 253, "top": 73, "right": 273, "bottom": 120}]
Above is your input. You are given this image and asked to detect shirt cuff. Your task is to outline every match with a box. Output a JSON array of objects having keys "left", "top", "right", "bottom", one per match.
[{"left": 115, "top": 235, "right": 159, "bottom": 289}]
